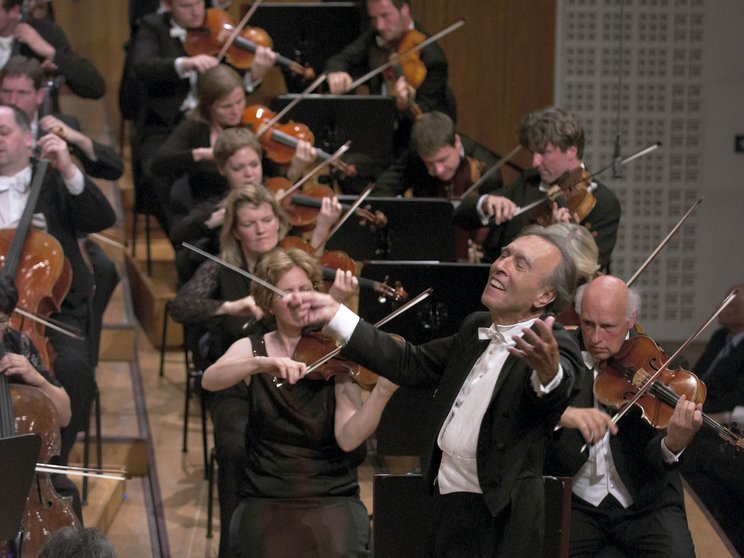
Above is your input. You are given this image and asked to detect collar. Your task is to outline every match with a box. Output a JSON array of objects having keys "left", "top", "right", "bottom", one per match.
[
  {"left": 0, "top": 166, "right": 32, "bottom": 193},
  {"left": 478, "top": 318, "right": 537, "bottom": 345},
  {"left": 169, "top": 20, "right": 187, "bottom": 42}
]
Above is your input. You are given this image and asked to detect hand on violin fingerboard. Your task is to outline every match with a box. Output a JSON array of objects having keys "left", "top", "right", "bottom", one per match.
[
  {"left": 663, "top": 394, "right": 703, "bottom": 454},
  {"left": 550, "top": 202, "right": 580, "bottom": 225},
  {"left": 328, "top": 269, "right": 358, "bottom": 304},
  {"left": 328, "top": 71, "right": 353, "bottom": 95},
  {"left": 249, "top": 45, "right": 278, "bottom": 82},
  {"left": 507, "top": 316, "right": 561, "bottom": 385}
]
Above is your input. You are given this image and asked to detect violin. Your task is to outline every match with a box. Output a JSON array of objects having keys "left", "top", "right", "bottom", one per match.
[
  {"left": 183, "top": 8, "right": 314, "bottom": 79},
  {"left": 382, "top": 29, "right": 427, "bottom": 116},
  {"left": 0, "top": 343, "right": 81, "bottom": 556},
  {"left": 595, "top": 335, "right": 744, "bottom": 450},
  {"left": 531, "top": 167, "right": 597, "bottom": 226},
  {"left": 293, "top": 331, "right": 379, "bottom": 391},
  {"left": 243, "top": 105, "right": 356, "bottom": 176},
  {"left": 289, "top": 190, "right": 387, "bottom": 230}
]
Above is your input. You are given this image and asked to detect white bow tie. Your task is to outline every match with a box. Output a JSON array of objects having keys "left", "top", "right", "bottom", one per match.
[
  {"left": 0, "top": 174, "right": 29, "bottom": 194},
  {"left": 169, "top": 25, "right": 187, "bottom": 42},
  {"left": 478, "top": 326, "right": 509, "bottom": 345}
]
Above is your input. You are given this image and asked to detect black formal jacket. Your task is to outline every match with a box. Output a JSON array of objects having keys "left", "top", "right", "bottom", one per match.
[
  {"left": 544, "top": 330, "right": 687, "bottom": 512},
  {"left": 373, "top": 135, "right": 504, "bottom": 197},
  {"left": 34, "top": 163, "right": 117, "bottom": 313},
  {"left": 131, "top": 12, "right": 192, "bottom": 140},
  {"left": 341, "top": 311, "right": 581, "bottom": 554},
  {"left": 694, "top": 328, "right": 744, "bottom": 414},
  {"left": 13, "top": 19, "right": 105, "bottom": 99},
  {"left": 454, "top": 168, "right": 621, "bottom": 270}
]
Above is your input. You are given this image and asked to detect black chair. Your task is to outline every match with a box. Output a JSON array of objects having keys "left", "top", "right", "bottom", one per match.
[{"left": 158, "top": 301, "right": 209, "bottom": 475}]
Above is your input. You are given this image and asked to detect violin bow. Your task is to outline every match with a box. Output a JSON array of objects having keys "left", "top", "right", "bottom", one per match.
[
  {"left": 592, "top": 290, "right": 740, "bottom": 441},
  {"left": 256, "top": 73, "right": 328, "bottom": 139},
  {"left": 458, "top": 145, "right": 521, "bottom": 201},
  {"left": 347, "top": 19, "right": 465, "bottom": 91},
  {"left": 302, "top": 288, "right": 433, "bottom": 376},
  {"left": 626, "top": 198, "right": 703, "bottom": 287},
  {"left": 274, "top": 141, "right": 351, "bottom": 202},
  {"left": 13, "top": 307, "right": 85, "bottom": 341},
  {"left": 181, "top": 242, "right": 290, "bottom": 298},
  {"left": 510, "top": 141, "right": 662, "bottom": 220},
  {"left": 308, "top": 182, "right": 375, "bottom": 252},
  {"left": 215, "top": 0, "right": 263, "bottom": 64}
]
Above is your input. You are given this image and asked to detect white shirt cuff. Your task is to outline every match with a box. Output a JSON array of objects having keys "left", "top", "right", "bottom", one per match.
[
  {"left": 731, "top": 406, "right": 744, "bottom": 424},
  {"left": 174, "top": 57, "right": 191, "bottom": 78},
  {"left": 530, "top": 364, "right": 563, "bottom": 396},
  {"left": 63, "top": 167, "right": 85, "bottom": 195},
  {"left": 475, "top": 194, "right": 490, "bottom": 225},
  {"left": 243, "top": 73, "right": 263, "bottom": 94},
  {"left": 322, "top": 304, "right": 359, "bottom": 345},
  {"left": 660, "top": 437, "right": 685, "bottom": 463}
]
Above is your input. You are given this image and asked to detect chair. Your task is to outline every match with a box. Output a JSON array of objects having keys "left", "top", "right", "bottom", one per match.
[
  {"left": 81, "top": 382, "right": 102, "bottom": 505},
  {"left": 158, "top": 301, "right": 209, "bottom": 475}
]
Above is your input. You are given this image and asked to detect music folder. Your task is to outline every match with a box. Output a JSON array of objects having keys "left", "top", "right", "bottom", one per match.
[{"left": 0, "top": 433, "right": 41, "bottom": 541}]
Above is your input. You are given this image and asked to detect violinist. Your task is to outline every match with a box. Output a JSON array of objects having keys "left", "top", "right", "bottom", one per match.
[
  {"left": 681, "top": 284, "right": 744, "bottom": 555},
  {"left": 0, "top": 104, "right": 116, "bottom": 470},
  {"left": 544, "top": 275, "right": 701, "bottom": 558},
  {"left": 454, "top": 107, "right": 621, "bottom": 271},
  {"left": 325, "top": 0, "right": 453, "bottom": 155},
  {"left": 0, "top": 0, "right": 105, "bottom": 100},
  {"left": 374, "top": 111, "right": 503, "bottom": 198},
  {"left": 169, "top": 184, "right": 345, "bottom": 558},
  {"left": 201, "top": 247, "right": 398, "bottom": 558},
  {"left": 129, "top": 0, "right": 285, "bottom": 234}
]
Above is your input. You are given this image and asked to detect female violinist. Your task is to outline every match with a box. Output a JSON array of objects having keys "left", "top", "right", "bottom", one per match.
[
  {"left": 168, "top": 183, "right": 345, "bottom": 558},
  {"left": 544, "top": 274, "right": 701, "bottom": 557},
  {"left": 201, "top": 248, "right": 398, "bottom": 557}
]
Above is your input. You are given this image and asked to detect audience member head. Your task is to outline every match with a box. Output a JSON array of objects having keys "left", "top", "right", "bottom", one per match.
[
  {"left": 366, "top": 0, "right": 412, "bottom": 44},
  {"left": 251, "top": 248, "right": 323, "bottom": 327},
  {"left": 410, "top": 111, "right": 463, "bottom": 182},
  {"left": 190, "top": 64, "right": 245, "bottom": 127},
  {"left": 219, "top": 183, "right": 289, "bottom": 268},
  {"left": 213, "top": 127, "right": 263, "bottom": 187},
  {"left": 163, "top": 0, "right": 206, "bottom": 29},
  {"left": 517, "top": 107, "right": 584, "bottom": 184},
  {"left": 483, "top": 227, "right": 577, "bottom": 324},
  {"left": 38, "top": 527, "right": 116, "bottom": 558},
  {"left": 719, "top": 284, "right": 744, "bottom": 334},
  {"left": 0, "top": 56, "right": 44, "bottom": 120},
  {"left": 575, "top": 274, "right": 640, "bottom": 361}
]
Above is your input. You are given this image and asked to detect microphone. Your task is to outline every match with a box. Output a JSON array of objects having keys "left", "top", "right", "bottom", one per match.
[{"left": 612, "top": 134, "right": 623, "bottom": 179}]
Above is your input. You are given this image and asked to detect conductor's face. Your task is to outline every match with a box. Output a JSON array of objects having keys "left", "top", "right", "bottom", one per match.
[{"left": 481, "top": 235, "right": 559, "bottom": 325}]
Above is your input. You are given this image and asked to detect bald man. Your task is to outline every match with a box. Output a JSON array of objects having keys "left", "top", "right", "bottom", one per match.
[{"left": 545, "top": 275, "right": 701, "bottom": 558}]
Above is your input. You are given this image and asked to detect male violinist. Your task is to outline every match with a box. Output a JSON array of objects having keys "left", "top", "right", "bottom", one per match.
[
  {"left": 325, "top": 0, "right": 454, "bottom": 157},
  {"left": 289, "top": 227, "right": 583, "bottom": 557},
  {"left": 544, "top": 274, "right": 702, "bottom": 557},
  {"left": 454, "top": 106, "right": 621, "bottom": 271},
  {"left": 0, "top": 103, "right": 116, "bottom": 472},
  {"left": 373, "top": 111, "right": 503, "bottom": 198}
]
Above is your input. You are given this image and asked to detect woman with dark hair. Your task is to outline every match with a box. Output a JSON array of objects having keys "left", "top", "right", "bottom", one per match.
[{"left": 202, "top": 248, "right": 397, "bottom": 557}]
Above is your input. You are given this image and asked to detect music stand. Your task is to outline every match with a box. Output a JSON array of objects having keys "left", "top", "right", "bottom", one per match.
[
  {"left": 270, "top": 95, "right": 396, "bottom": 165},
  {"left": 360, "top": 262, "right": 490, "bottom": 455},
  {"left": 0, "top": 434, "right": 41, "bottom": 548},
  {"left": 326, "top": 197, "right": 456, "bottom": 262},
  {"left": 247, "top": 3, "right": 364, "bottom": 90}
]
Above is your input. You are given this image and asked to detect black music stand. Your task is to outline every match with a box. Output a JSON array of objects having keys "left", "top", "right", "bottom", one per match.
[
  {"left": 270, "top": 95, "right": 397, "bottom": 165},
  {"left": 0, "top": 434, "right": 41, "bottom": 552},
  {"left": 247, "top": 3, "right": 364, "bottom": 91},
  {"left": 360, "top": 262, "right": 490, "bottom": 455},
  {"left": 327, "top": 197, "right": 456, "bottom": 262}
]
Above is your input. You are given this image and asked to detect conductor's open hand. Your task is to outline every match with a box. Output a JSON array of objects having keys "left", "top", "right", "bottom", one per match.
[{"left": 508, "top": 316, "right": 561, "bottom": 384}]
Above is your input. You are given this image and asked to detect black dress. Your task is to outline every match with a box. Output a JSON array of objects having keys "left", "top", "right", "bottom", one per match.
[{"left": 230, "top": 337, "right": 370, "bottom": 558}]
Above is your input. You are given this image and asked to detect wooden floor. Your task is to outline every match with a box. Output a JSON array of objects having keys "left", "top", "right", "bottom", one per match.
[{"left": 63, "top": 94, "right": 738, "bottom": 558}]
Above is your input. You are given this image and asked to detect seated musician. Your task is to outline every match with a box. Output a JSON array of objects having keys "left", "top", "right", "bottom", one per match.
[
  {"left": 168, "top": 184, "right": 346, "bottom": 558},
  {"left": 373, "top": 111, "right": 503, "bottom": 198},
  {"left": 544, "top": 274, "right": 702, "bottom": 557},
  {"left": 0, "top": 104, "right": 116, "bottom": 472},
  {"left": 325, "top": 0, "right": 454, "bottom": 156},
  {"left": 681, "top": 284, "right": 744, "bottom": 554},
  {"left": 201, "top": 247, "right": 398, "bottom": 558},
  {"left": 129, "top": 0, "right": 286, "bottom": 235},
  {"left": 454, "top": 106, "right": 621, "bottom": 271}
]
